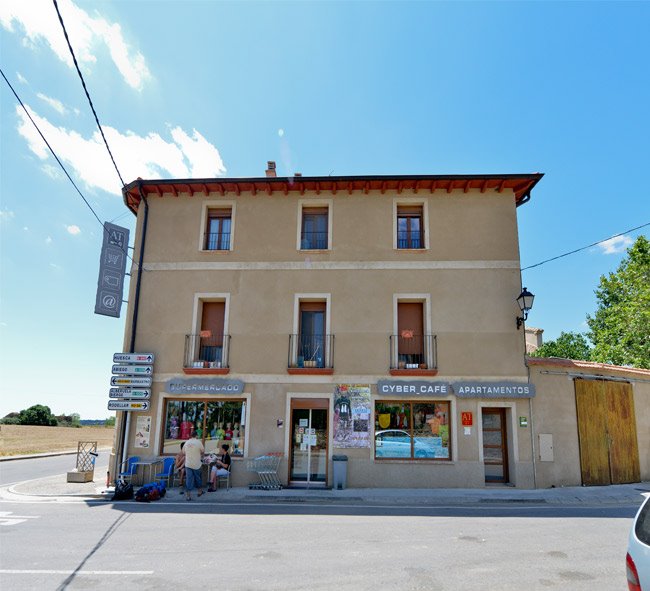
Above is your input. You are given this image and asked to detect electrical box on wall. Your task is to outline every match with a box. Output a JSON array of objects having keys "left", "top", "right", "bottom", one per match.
[{"left": 539, "top": 434, "right": 554, "bottom": 462}]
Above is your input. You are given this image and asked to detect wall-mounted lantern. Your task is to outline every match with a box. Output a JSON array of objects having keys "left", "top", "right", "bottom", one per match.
[{"left": 516, "top": 287, "right": 535, "bottom": 330}]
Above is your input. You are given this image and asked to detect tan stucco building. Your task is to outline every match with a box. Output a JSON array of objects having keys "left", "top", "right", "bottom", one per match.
[{"left": 111, "top": 166, "right": 648, "bottom": 489}]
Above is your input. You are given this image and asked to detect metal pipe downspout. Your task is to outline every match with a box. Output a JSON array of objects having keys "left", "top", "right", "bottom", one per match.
[{"left": 115, "top": 183, "right": 149, "bottom": 481}]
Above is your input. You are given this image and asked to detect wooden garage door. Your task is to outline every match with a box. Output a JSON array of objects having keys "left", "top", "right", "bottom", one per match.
[{"left": 575, "top": 379, "right": 640, "bottom": 486}]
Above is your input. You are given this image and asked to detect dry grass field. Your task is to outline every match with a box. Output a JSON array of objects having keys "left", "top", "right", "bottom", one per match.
[{"left": 0, "top": 424, "right": 115, "bottom": 456}]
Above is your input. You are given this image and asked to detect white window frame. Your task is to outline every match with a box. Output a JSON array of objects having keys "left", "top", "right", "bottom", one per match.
[
  {"left": 392, "top": 294, "right": 433, "bottom": 368},
  {"left": 393, "top": 197, "right": 429, "bottom": 250},
  {"left": 291, "top": 293, "right": 332, "bottom": 367},
  {"left": 199, "top": 200, "right": 236, "bottom": 252},
  {"left": 296, "top": 199, "right": 333, "bottom": 251}
]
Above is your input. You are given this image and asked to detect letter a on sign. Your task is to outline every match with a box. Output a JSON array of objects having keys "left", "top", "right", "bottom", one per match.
[{"left": 461, "top": 412, "right": 473, "bottom": 426}]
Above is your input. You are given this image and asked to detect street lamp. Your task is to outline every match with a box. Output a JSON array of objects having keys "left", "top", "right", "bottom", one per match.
[{"left": 516, "top": 287, "right": 535, "bottom": 330}]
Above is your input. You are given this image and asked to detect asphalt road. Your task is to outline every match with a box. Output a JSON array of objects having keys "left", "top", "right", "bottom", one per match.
[
  {"left": 0, "top": 497, "right": 640, "bottom": 591},
  {"left": 0, "top": 451, "right": 111, "bottom": 487}
]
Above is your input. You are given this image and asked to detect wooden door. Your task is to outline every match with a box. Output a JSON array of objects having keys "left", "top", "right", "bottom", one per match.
[
  {"left": 575, "top": 379, "right": 610, "bottom": 486},
  {"left": 575, "top": 379, "right": 640, "bottom": 486},
  {"left": 606, "top": 381, "right": 640, "bottom": 484},
  {"left": 482, "top": 408, "right": 509, "bottom": 484}
]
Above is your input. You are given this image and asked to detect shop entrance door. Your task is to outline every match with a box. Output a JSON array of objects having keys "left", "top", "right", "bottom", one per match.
[
  {"left": 289, "top": 399, "right": 328, "bottom": 487},
  {"left": 482, "top": 408, "right": 509, "bottom": 484}
]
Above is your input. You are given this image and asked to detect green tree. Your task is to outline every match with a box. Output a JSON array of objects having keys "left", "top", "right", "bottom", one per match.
[
  {"left": 105, "top": 416, "right": 116, "bottom": 427},
  {"left": 19, "top": 404, "right": 58, "bottom": 426},
  {"left": 530, "top": 331, "right": 593, "bottom": 361},
  {"left": 587, "top": 235, "right": 650, "bottom": 368}
]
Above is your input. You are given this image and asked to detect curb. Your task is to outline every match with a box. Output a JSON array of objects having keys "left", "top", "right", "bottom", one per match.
[{"left": 0, "top": 447, "right": 112, "bottom": 462}]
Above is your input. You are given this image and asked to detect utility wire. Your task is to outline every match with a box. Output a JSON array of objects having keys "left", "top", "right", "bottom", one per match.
[
  {"left": 0, "top": 68, "right": 139, "bottom": 270},
  {"left": 522, "top": 221, "right": 650, "bottom": 271},
  {"left": 52, "top": 0, "right": 125, "bottom": 188}
]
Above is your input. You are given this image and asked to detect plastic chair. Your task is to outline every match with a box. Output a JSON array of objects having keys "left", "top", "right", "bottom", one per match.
[
  {"left": 217, "top": 462, "right": 232, "bottom": 490},
  {"left": 118, "top": 456, "right": 140, "bottom": 483},
  {"left": 154, "top": 457, "right": 175, "bottom": 487}
]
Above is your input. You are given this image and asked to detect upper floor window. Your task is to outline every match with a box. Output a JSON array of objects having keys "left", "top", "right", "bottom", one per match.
[
  {"left": 205, "top": 208, "right": 232, "bottom": 251},
  {"left": 396, "top": 205, "right": 424, "bottom": 249},
  {"left": 300, "top": 207, "right": 329, "bottom": 250}
]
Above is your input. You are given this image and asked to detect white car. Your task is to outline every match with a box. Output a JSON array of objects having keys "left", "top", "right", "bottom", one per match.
[{"left": 627, "top": 493, "right": 650, "bottom": 590}]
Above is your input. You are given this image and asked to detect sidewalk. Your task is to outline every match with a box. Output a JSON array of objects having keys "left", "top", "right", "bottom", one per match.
[{"left": 3, "top": 465, "right": 649, "bottom": 506}]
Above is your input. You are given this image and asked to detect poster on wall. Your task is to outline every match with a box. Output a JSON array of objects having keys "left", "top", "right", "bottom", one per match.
[
  {"left": 333, "top": 384, "right": 371, "bottom": 448},
  {"left": 134, "top": 415, "right": 151, "bottom": 448}
]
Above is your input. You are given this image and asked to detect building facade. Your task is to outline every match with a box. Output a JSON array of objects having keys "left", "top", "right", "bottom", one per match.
[{"left": 111, "top": 166, "right": 647, "bottom": 489}]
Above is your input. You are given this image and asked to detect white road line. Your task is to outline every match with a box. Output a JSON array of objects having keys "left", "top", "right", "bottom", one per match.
[{"left": 1, "top": 570, "right": 154, "bottom": 575}]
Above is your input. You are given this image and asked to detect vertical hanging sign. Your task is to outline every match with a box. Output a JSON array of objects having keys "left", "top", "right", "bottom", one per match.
[{"left": 94, "top": 222, "right": 130, "bottom": 318}]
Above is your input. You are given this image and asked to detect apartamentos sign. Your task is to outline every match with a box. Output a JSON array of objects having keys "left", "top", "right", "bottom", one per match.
[
  {"left": 454, "top": 382, "right": 535, "bottom": 398},
  {"left": 165, "top": 377, "right": 245, "bottom": 395}
]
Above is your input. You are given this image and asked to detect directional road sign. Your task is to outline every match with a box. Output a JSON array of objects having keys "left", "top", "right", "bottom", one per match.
[
  {"left": 113, "top": 353, "right": 155, "bottom": 364},
  {"left": 108, "top": 400, "right": 150, "bottom": 411},
  {"left": 112, "top": 364, "right": 153, "bottom": 376},
  {"left": 110, "top": 376, "right": 152, "bottom": 387},
  {"left": 109, "top": 388, "right": 151, "bottom": 399}
]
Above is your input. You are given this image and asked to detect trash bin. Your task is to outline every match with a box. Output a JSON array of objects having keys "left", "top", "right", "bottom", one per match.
[{"left": 332, "top": 455, "right": 348, "bottom": 490}]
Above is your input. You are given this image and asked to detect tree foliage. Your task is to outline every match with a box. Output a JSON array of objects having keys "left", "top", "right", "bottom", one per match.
[
  {"left": 587, "top": 235, "right": 650, "bottom": 368},
  {"left": 105, "top": 416, "right": 116, "bottom": 427},
  {"left": 18, "top": 404, "right": 58, "bottom": 426},
  {"left": 530, "top": 331, "right": 593, "bottom": 361}
]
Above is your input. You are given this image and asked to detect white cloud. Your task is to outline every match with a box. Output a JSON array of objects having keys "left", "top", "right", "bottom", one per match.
[
  {"left": 66, "top": 224, "right": 81, "bottom": 235},
  {"left": 45, "top": 236, "right": 53, "bottom": 244},
  {"left": 42, "top": 164, "right": 63, "bottom": 180},
  {"left": 278, "top": 129, "right": 284, "bottom": 137},
  {"left": 0, "top": 209, "right": 15, "bottom": 221},
  {"left": 16, "top": 71, "right": 27, "bottom": 84},
  {"left": 16, "top": 104, "right": 227, "bottom": 195},
  {"left": 598, "top": 235, "right": 633, "bottom": 255},
  {"left": 0, "top": 0, "right": 151, "bottom": 90},
  {"left": 37, "top": 92, "right": 67, "bottom": 115}
]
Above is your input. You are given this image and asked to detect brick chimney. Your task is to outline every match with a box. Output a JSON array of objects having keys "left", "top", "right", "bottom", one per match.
[{"left": 265, "top": 161, "right": 276, "bottom": 178}]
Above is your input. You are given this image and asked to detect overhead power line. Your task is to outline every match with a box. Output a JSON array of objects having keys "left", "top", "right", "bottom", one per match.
[
  {"left": 0, "top": 68, "right": 138, "bottom": 269},
  {"left": 522, "top": 221, "right": 650, "bottom": 271},
  {"left": 52, "top": 0, "right": 125, "bottom": 188}
]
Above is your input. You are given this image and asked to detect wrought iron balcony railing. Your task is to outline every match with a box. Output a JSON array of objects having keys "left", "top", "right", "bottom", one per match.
[
  {"left": 204, "top": 232, "right": 231, "bottom": 251},
  {"left": 184, "top": 333, "right": 230, "bottom": 369},
  {"left": 300, "top": 231, "right": 328, "bottom": 250},
  {"left": 397, "top": 230, "right": 423, "bottom": 249},
  {"left": 389, "top": 334, "right": 437, "bottom": 370},
  {"left": 288, "top": 334, "right": 334, "bottom": 369}
]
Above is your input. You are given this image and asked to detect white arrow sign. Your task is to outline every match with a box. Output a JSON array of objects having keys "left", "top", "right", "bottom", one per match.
[
  {"left": 110, "top": 376, "right": 152, "bottom": 387},
  {"left": 108, "top": 400, "right": 150, "bottom": 411},
  {"left": 109, "top": 388, "right": 151, "bottom": 399},
  {"left": 112, "top": 364, "right": 153, "bottom": 375},
  {"left": 113, "top": 353, "right": 155, "bottom": 364}
]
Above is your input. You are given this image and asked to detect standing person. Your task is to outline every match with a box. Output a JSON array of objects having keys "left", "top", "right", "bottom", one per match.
[
  {"left": 174, "top": 441, "right": 186, "bottom": 494},
  {"left": 208, "top": 444, "right": 231, "bottom": 492},
  {"left": 182, "top": 430, "right": 204, "bottom": 500}
]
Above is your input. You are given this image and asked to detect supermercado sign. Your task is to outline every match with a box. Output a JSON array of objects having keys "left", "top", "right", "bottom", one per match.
[
  {"left": 377, "top": 380, "right": 535, "bottom": 398},
  {"left": 165, "top": 378, "right": 244, "bottom": 395}
]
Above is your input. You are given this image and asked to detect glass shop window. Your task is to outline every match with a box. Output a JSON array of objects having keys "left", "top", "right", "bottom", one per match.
[
  {"left": 162, "top": 398, "right": 246, "bottom": 457},
  {"left": 374, "top": 401, "right": 450, "bottom": 460}
]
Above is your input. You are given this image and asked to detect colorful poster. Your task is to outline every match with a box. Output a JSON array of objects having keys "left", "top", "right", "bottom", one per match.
[
  {"left": 134, "top": 415, "right": 151, "bottom": 448},
  {"left": 333, "top": 384, "right": 371, "bottom": 448}
]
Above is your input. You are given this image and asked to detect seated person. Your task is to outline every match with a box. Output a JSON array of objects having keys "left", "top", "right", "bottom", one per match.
[
  {"left": 208, "top": 444, "right": 231, "bottom": 492},
  {"left": 174, "top": 442, "right": 186, "bottom": 492}
]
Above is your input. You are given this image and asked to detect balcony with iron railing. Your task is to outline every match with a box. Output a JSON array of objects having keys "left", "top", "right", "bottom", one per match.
[
  {"left": 204, "top": 231, "right": 231, "bottom": 251},
  {"left": 288, "top": 334, "right": 334, "bottom": 374},
  {"left": 183, "top": 333, "right": 231, "bottom": 374},
  {"left": 397, "top": 230, "right": 423, "bottom": 249},
  {"left": 389, "top": 334, "right": 438, "bottom": 375},
  {"left": 300, "top": 231, "right": 328, "bottom": 250}
]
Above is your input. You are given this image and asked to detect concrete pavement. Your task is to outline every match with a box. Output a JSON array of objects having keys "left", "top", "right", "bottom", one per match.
[{"left": 2, "top": 463, "right": 648, "bottom": 506}]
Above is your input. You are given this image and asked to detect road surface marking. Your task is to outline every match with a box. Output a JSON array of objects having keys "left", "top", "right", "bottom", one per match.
[
  {"left": 0, "top": 570, "right": 154, "bottom": 575},
  {"left": 0, "top": 511, "right": 40, "bottom": 526}
]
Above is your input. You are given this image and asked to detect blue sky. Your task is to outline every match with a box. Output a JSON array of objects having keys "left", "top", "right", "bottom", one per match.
[{"left": 1, "top": 1, "right": 648, "bottom": 419}]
